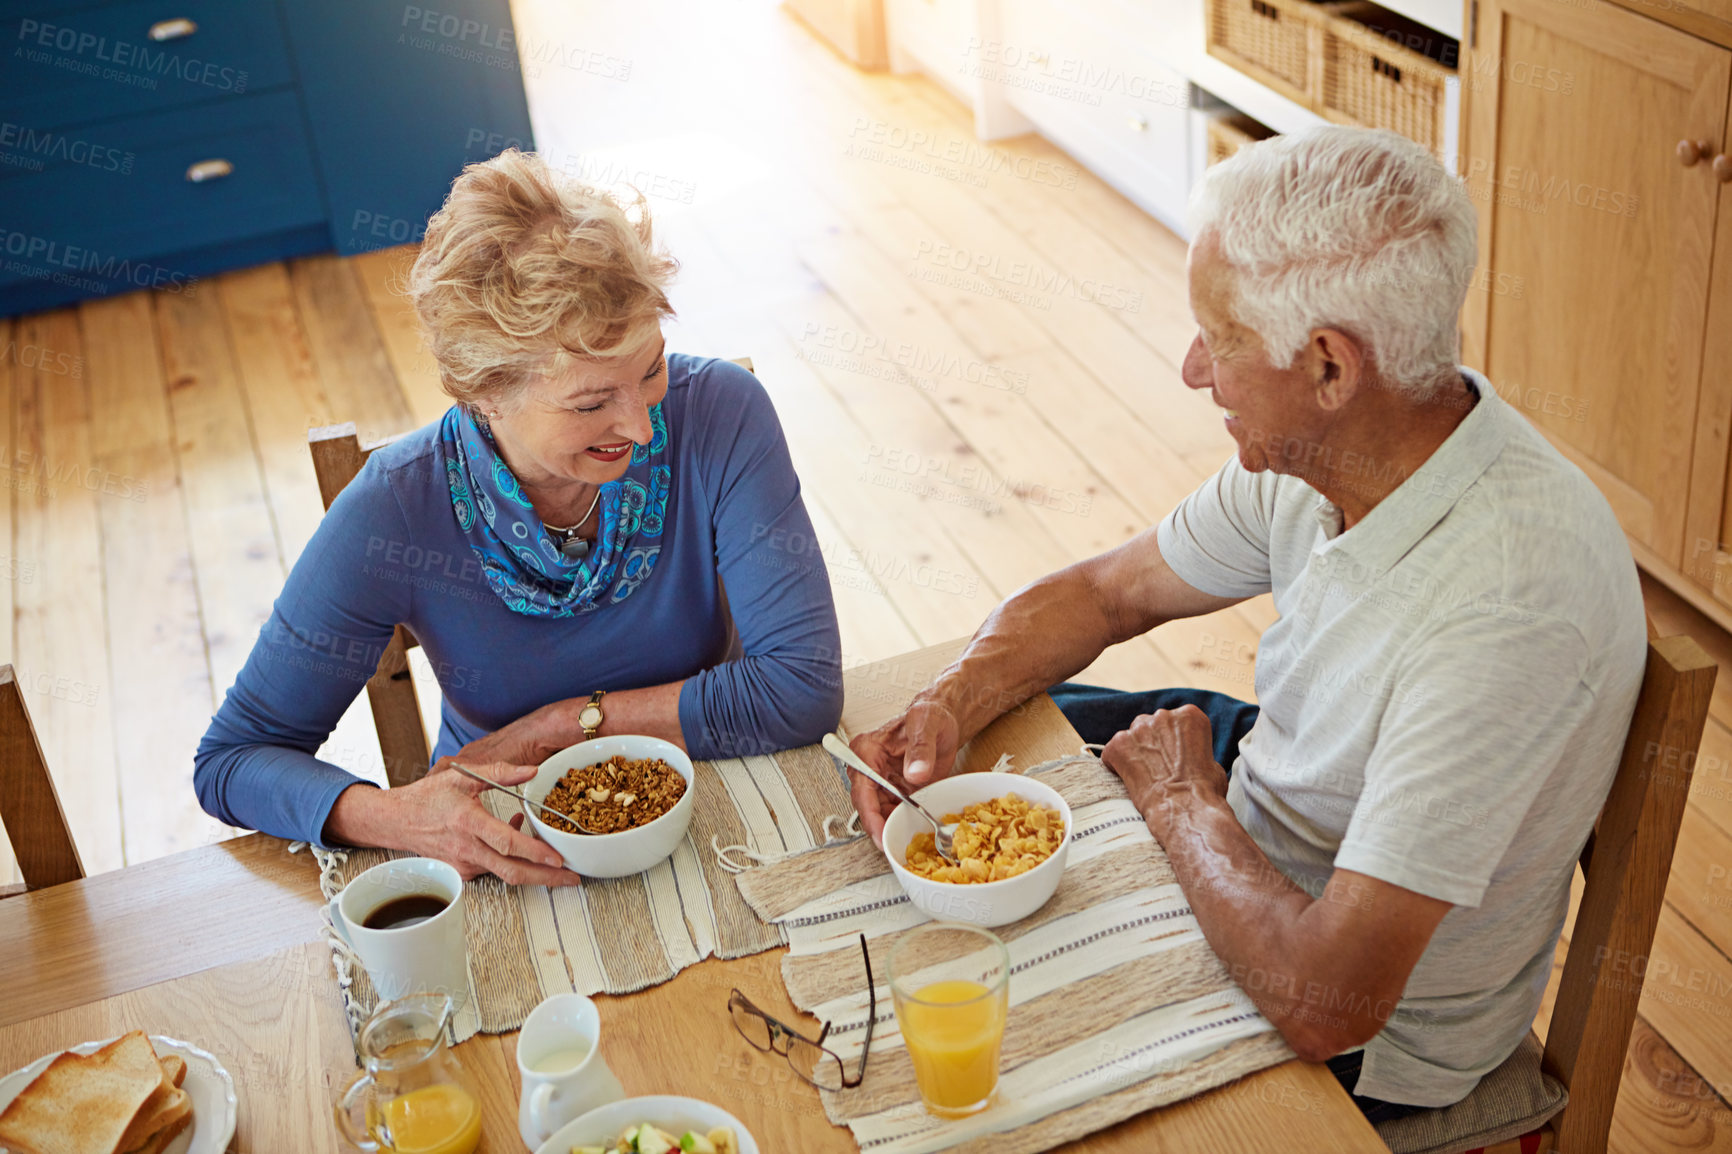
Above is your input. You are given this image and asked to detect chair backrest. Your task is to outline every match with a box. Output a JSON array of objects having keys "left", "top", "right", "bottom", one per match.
[
  {"left": 1541, "top": 628, "right": 1716, "bottom": 1152},
  {"left": 308, "top": 425, "right": 431, "bottom": 789},
  {"left": 305, "top": 356, "right": 756, "bottom": 788},
  {"left": 0, "top": 665, "right": 84, "bottom": 895}
]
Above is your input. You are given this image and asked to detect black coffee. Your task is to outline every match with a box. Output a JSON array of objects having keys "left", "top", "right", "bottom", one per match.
[{"left": 362, "top": 893, "right": 450, "bottom": 930}]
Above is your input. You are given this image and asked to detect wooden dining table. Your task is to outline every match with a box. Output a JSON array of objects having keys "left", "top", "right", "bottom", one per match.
[{"left": 0, "top": 642, "right": 1388, "bottom": 1153}]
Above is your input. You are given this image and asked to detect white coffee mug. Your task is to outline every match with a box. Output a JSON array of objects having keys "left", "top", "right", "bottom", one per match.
[
  {"left": 516, "top": 994, "right": 625, "bottom": 1148},
  {"left": 328, "top": 857, "right": 470, "bottom": 1011}
]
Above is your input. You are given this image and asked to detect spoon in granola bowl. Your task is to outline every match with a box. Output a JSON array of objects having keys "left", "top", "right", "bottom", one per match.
[
  {"left": 447, "top": 762, "right": 606, "bottom": 836},
  {"left": 823, "top": 733, "right": 960, "bottom": 865}
]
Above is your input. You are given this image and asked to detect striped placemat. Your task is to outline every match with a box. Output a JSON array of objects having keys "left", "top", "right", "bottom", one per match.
[
  {"left": 732, "top": 755, "right": 1295, "bottom": 1154},
  {"left": 307, "top": 743, "right": 855, "bottom": 1043}
]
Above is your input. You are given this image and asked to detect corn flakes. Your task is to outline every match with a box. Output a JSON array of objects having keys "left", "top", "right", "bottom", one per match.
[{"left": 904, "top": 792, "right": 1065, "bottom": 884}]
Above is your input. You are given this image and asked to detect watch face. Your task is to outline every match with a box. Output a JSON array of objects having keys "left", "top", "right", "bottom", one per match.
[{"left": 579, "top": 704, "right": 603, "bottom": 729}]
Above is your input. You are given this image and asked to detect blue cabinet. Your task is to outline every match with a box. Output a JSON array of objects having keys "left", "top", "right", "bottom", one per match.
[{"left": 0, "top": 0, "right": 535, "bottom": 316}]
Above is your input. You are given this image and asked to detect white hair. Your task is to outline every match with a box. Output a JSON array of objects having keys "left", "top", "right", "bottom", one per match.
[{"left": 1187, "top": 125, "right": 1478, "bottom": 400}]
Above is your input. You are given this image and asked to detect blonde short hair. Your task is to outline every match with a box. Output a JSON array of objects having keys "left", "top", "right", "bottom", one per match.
[{"left": 407, "top": 148, "right": 678, "bottom": 410}]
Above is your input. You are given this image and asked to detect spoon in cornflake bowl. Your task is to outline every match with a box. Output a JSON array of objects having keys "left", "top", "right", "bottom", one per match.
[
  {"left": 823, "top": 733, "right": 960, "bottom": 865},
  {"left": 448, "top": 763, "right": 605, "bottom": 836}
]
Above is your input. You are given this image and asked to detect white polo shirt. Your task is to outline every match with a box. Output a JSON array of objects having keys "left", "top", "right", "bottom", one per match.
[{"left": 1155, "top": 366, "right": 1647, "bottom": 1107}]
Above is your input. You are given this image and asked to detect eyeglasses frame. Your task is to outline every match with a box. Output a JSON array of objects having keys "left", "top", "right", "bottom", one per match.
[{"left": 727, "top": 932, "right": 876, "bottom": 1091}]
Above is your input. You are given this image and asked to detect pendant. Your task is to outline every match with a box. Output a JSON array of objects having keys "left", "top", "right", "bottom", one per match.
[{"left": 560, "top": 537, "right": 591, "bottom": 561}]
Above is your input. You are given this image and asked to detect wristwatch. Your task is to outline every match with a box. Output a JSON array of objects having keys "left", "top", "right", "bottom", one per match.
[{"left": 579, "top": 690, "right": 606, "bottom": 740}]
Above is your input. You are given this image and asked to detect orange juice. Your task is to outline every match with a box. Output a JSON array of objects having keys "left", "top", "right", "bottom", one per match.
[
  {"left": 379, "top": 1082, "right": 482, "bottom": 1154},
  {"left": 897, "top": 979, "right": 1009, "bottom": 1117}
]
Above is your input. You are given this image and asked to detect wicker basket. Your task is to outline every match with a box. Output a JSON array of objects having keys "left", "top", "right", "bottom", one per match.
[
  {"left": 1207, "top": 114, "right": 1278, "bottom": 166},
  {"left": 1205, "top": 0, "right": 1329, "bottom": 108},
  {"left": 1319, "top": 2, "right": 1455, "bottom": 154}
]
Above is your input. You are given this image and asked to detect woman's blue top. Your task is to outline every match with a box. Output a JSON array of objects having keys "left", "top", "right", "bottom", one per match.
[{"left": 194, "top": 355, "right": 843, "bottom": 846}]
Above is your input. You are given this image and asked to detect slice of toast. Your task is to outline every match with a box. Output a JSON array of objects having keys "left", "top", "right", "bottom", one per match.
[
  {"left": 118, "top": 1087, "right": 191, "bottom": 1154},
  {"left": 0, "top": 1031, "right": 163, "bottom": 1154},
  {"left": 116, "top": 1075, "right": 191, "bottom": 1152},
  {"left": 121, "top": 1104, "right": 192, "bottom": 1154},
  {"left": 157, "top": 1056, "right": 186, "bottom": 1089}
]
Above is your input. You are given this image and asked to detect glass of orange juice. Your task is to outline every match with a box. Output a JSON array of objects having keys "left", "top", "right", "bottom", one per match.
[
  {"left": 888, "top": 922, "right": 1011, "bottom": 1119},
  {"left": 335, "top": 994, "right": 482, "bottom": 1154}
]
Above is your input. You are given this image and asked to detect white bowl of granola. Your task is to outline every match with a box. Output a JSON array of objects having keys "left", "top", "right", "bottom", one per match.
[
  {"left": 522, "top": 736, "right": 695, "bottom": 879},
  {"left": 534, "top": 1096, "right": 757, "bottom": 1154}
]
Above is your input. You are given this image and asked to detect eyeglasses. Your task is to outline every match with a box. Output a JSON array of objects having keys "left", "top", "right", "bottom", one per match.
[{"left": 728, "top": 932, "right": 875, "bottom": 1092}]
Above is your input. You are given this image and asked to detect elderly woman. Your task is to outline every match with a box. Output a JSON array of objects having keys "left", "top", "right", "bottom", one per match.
[{"left": 196, "top": 149, "right": 843, "bottom": 886}]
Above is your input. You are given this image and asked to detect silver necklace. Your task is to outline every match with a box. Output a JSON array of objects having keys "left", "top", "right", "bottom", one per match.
[{"left": 544, "top": 488, "right": 603, "bottom": 561}]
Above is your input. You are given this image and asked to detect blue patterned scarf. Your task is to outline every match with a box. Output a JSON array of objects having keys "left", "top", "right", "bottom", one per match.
[{"left": 439, "top": 404, "right": 671, "bottom": 616}]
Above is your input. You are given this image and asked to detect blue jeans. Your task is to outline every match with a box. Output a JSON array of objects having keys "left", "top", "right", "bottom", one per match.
[{"left": 1047, "top": 681, "right": 1426, "bottom": 1125}]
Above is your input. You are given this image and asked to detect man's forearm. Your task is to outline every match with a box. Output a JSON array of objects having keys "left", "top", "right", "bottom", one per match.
[{"left": 923, "top": 565, "right": 1124, "bottom": 742}]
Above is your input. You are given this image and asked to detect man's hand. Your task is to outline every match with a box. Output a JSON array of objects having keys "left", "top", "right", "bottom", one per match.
[
  {"left": 355, "top": 759, "right": 583, "bottom": 887},
  {"left": 1100, "top": 705, "right": 1229, "bottom": 829},
  {"left": 847, "top": 698, "right": 963, "bottom": 846}
]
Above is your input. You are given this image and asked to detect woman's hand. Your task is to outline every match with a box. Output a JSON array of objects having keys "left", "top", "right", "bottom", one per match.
[
  {"left": 456, "top": 703, "right": 573, "bottom": 768},
  {"left": 330, "top": 759, "right": 583, "bottom": 887},
  {"left": 847, "top": 698, "right": 962, "bottom": 847}
]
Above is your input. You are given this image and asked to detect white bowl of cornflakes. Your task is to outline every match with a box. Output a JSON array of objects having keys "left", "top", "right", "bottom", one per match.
[{"left": 882, "top": 772, "right": 1072, "bottom": 928}]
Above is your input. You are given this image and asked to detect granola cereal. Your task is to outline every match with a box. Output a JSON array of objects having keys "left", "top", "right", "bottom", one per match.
[{"left": 541, "top": 754, "right": 686, "bottom": 834}]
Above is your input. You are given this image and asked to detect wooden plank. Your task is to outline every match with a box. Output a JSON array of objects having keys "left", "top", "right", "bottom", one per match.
[
  {"left": 216, "top": 264, "right": 335, "bottom": 569},
  {"left": 78, "top": 292, "right": 230, "bottom": 864},
  {"left": 1636, "top": 907, "right": 1732, "bottom": 1108},
  {"left": 288, "top": 254, "right": 417, "bottom": 445},
  {"left": 11, "top": 309, "right": 122, "bottom": 874},
  {"left": 1611, "top": 1017, "right": 1732, "bottom": 1153},
  {"left": 349, "top": 245, "right": 452, "bottom": 427},
  {"left": 154, "top": 288, "right": 285, "bottom": 700}
]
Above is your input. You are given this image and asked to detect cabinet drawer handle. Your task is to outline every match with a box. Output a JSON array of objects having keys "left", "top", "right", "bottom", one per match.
[
  {"left": 1127, "top": 115, "right": 1149, "bottom": 132},
  {"left": 1715, "top": 154, "right": 1732, "bottom": 184},
  {"left": 185, "top": 159, "right": 233, "bottom": 183},
  {"left": 148, "top": 17, "right": 197, "bottom": 41},
  {"left": 1677, "top": 139, "right": 1711, "bottom": 166}
]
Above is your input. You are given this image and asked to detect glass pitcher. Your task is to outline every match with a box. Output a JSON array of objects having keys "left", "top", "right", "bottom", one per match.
[{"left": 334, "top": 993, "right": 483, "bottom": 1154}]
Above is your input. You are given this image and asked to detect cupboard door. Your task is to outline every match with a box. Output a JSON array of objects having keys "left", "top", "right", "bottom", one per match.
[
  {"left": 1460, "top": 0, "right": 1729, "bottom": 567},
  {"left": 1683, "top": 149, "right": 1732, "bottom": 604}
]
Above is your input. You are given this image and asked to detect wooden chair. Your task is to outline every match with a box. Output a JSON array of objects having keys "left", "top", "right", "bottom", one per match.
[
  {"left": 307, "top": 357, "right": 756, "bottom": 789},
  {"left": 0, "top": 665, "right": 84, "bottom": 897},
  {"left": 1378, "top": 623, "right": 1717, "bottom": 1154}
]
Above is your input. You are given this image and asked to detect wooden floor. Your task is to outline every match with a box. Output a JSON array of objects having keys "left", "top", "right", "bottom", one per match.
[{"left": 3, "top": 0, "right": 1730, "bottom": 1146}]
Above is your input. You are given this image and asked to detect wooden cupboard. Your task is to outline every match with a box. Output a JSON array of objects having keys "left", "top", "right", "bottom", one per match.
[{"left": 1459, "top": 0, "right": 1732, "bottom": 627}]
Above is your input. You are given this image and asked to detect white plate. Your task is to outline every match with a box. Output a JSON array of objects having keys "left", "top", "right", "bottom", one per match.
[
  {"left": 0, "top": 1034, "right": 238, "bottom": 1154},
  {"left": 534, "top": 1095, "right": 759, "bottom": 1154}
]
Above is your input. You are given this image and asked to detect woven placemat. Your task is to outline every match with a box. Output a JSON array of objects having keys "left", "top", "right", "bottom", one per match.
[
  {"left": 309, "top": 744, "right": 855, "bottom": 1042},
  {"left": 732, "top": 755, "right": 1295, "bottom": 1154}
]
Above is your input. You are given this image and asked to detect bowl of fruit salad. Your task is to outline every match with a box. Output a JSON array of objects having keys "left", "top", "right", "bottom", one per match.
[{"left": 534, "top": 1095, "right": 757, "bottom": 1154}]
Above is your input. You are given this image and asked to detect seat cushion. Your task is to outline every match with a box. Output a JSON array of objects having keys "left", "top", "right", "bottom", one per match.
[{"left": 1374, "top": 1032, "right": 1567, "bottom": 1154}]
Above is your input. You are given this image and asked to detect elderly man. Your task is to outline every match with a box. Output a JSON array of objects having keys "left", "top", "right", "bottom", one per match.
[{"left": 847, "top": 125, "right": 1647, "bottom": 1120}]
